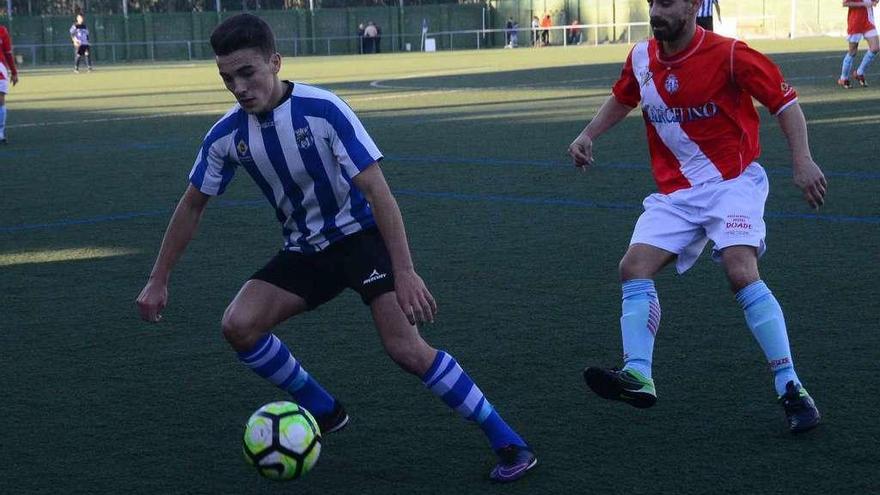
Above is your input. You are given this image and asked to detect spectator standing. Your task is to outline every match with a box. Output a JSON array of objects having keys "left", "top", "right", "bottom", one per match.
[
  {"left": 531, "top": 16, "right": 540, "bottom": 47},
  {"left": 364, "top": 21, "right": 378, "bottom": 54},
  {"left": 540, "top": 14, "right": 553, "bottom": 46},
  {"left": 568, "top": 19, "right": 583, "bottom": 45}
]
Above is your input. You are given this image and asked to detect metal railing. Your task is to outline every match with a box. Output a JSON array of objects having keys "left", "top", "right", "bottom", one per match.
[{"left": 11, "top": 17, "right": 785, "bottom": 67}]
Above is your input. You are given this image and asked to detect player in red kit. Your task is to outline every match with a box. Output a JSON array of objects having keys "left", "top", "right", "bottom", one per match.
[
  {"left": 839, "top": 0, "right": 879, "bottom": 88},
  {"left": 0, "top": 24, "right": 19, "bottom": 145},
  {"left": 568, "top": 0, "right": 825, "bottom": 434}
]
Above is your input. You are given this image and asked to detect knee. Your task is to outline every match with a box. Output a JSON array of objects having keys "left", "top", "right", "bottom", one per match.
[
  {"left": 221, "top": 307, "right": 262, "bottom": 351},
  {"left": 725, "top": 265, "right": 759, "bottom": 293},
  {"left": 619, "top": 256, "right": 653, "bottom": 281},
  {"left": 384, "top": 337, "right": 434, "bottom": 376}
]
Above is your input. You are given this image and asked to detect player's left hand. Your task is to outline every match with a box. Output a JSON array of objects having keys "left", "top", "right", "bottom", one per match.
[
  {"left": 11, "top": 73, "right": 17, "bottom": 86},
  {"left": 393, "top": 269, "right": 437, "bottom": 325},
  {"left": 792, "top": 159, "right": 827, "bottom": 210}
]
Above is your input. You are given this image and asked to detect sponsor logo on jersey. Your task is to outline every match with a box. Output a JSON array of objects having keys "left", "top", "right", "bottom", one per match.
[
  {"left": 639, "top": 69, "right": 654, "bottom": 88},
  {"left": 295, "top": 127, "right": 314, "bottom": 150},
  {"left": 664, "top": 74, "right": 679, "bottom": 94},
  {"left": 642, "top": 102, "right": 719, "bottom": 124},
  {"left": 362, "top": 269, "right": 387, "bottom": 285}
]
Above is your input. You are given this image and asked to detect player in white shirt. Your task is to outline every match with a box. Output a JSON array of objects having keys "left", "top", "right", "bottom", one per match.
[
  {"left": 69, "top": 14, "right": 93, "bottom": 73},
  {"left": 135, "top": 13, "right": 536, "bottom": 482}
]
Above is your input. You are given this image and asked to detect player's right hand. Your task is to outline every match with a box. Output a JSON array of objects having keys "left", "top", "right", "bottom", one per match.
[
  {"left": 568, "top": 132, "right": 595, "bottom": 172},
  {"left": 136, "top": 279, "right": 168, "bottom": 323},
  {"left": 793, "top": 159, "right": 827, "bottom": 210}
]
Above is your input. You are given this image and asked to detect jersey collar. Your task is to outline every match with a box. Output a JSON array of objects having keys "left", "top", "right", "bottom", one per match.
[{"left": 656, "top": 26, "right": 706, "bottom": 66}]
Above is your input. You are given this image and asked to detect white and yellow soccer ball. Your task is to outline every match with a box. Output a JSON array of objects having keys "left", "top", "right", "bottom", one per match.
[{"left": 242, "top": 401, "right": 322, "bottom": 480}]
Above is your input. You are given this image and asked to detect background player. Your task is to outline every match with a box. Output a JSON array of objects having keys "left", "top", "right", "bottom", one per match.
[
  {"left": 135, "top": 13, "right": 536, "bottom": 483},
  {"left": 839, "top": 0, "right": 879, "bottom": 88},
  {"left": 0, "top": 23, "right": 18, "bottom": 145},
  {"left": 696, "top": 0, "right": 720, "bottom": 31},
  {"left": 568, "top": 0, "right": 826, "bottom": 434},
  {"left": 70, "top": 14, "right": 93, "bottom": 73}
]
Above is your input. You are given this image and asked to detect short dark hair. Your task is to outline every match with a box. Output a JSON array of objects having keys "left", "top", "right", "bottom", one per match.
[{"left": 210, "top": 14, "right": 276, "bottom": 58}]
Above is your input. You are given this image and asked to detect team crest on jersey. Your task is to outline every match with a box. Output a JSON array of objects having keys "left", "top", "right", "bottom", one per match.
[
  {"left": 664, "top": 74, "right": 680, "bottom": 94},
  {"left": 236, "top": 139, "right": 249, "bottom": 156},
  {"left": 294, "top": 127, "right": 314, "bottom": 150}
]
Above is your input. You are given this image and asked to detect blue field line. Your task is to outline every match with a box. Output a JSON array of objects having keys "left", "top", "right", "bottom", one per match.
[
  {"left": 1, "top": 190, "right": 877, "bottom": 234},
  {"left": 393, "top": 189, "right": 880, "bottom": 224},
  {"left": 2, "top": 139, "right": 879, "bottom": 180},
  {"left": 387, "top": 154, "right": 880, "bottom": 180}
]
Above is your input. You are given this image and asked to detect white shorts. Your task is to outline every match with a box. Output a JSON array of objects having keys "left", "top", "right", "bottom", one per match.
[
  {"left": 630, "top": 163, "right": 769, "bottom": 274},
  {"left": 0, "top": 63, "right": 9, "bottom": 94},
  {"left": 847, "top": 30, "right": 878, "bottom": 43}
]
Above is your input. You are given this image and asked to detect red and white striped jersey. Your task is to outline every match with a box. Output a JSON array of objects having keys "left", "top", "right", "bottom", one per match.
[
  {"left": 847, "top": 1, "right": 876, "bottom": 35},
  {"left": 0, "top": 25, "right": 16, "bottom": 77},
  {"left": 612, "top": 27, "right": 797, "bottom": 194}
]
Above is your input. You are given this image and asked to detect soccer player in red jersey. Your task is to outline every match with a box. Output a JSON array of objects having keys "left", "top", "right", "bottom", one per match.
[
  {"left": 568, "top": 0, "right": 826, "bottom": 434},
  {"left": 839, "top": 0, "right": 879, "bottom": 88},
  {"left": 0, "top": 24, "right": 19, "bottom": 145}
]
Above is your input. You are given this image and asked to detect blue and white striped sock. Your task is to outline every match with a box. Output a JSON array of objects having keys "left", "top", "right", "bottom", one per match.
[
  {"left": 621, "top": 279, "right": 661, "bottom": 379},
  {"left": 737, "top": 281, "right": 800, "bottom": 396},
  {"left": 842, "top": 52, "right": 855, "bottom": 80},
  {"left": 422, "top": 351, "right": 526, "bottom": 451},
  {"left": 237, "top": 334, "right": 336, "bottom": 416},
  {"left": 0, "top": 105, "right": 6, "bottom": 139},
  {"left": 857, "top": 50, "right": 877, "bottom": 76}
]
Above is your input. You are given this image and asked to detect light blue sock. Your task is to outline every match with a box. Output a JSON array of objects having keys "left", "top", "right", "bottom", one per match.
[
  {"left": 842, "top": 52, "right": 855, "bottom": 80},
  {"left": 237, "top": 334, "right": 336, "bottom": 416},
  {"left": 0, "top": 105, "right": 6, "bottom": 139},
  {"left": 857, "top": 50, "right": 877, "bottom": 76},
  {"left": 620, "top": 279, "right": 661, "bottom": 380},
  {"left": 422, "top": 351, "right": 526, "bottom": 451},
  {"left": 736, "top": 281, "right": 801, "bottom": 396}
]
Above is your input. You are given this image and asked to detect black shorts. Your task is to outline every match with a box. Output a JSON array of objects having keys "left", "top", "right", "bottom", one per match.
[
  {"left": 76, "top": 45, "right": 90, "bottom": 56},
  {"left": 696, "top": 16, "right": 714, "bottom": 31},
  {"left": 250, "top": 227, "right": 395, "bottom": 309}
]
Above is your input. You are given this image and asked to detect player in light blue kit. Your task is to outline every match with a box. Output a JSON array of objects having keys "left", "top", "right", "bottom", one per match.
[{"left": 135, "top": 13, "right": 536, "bottom": 482}]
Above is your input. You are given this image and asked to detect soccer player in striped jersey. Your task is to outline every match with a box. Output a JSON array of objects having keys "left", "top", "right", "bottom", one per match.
[
  {"left": 135, "top": 14, "right": 535, "bottom": 482},
  {"left": 0, "top": 23, "right": 18, "bottom": 145},
  {"left": 568, "top": 0, "right": 825, "bottom": 434},
  {"left": 696, "top": 0, "right": 720, "bottom": 31},
  {"left": 70, "top": 14, "right": 93, "bottom": 73},
  {"left": 839, "top": 0, "right": 879, "bottom": 88}
]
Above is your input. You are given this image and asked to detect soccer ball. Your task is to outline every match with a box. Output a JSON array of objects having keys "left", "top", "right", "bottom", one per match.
[{"left": 242, "top": 401, "right": 322, "bottom": 480}]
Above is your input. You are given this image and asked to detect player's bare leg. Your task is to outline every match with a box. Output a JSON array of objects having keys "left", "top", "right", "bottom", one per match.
[
  {"left": 721, "top": 245, "right": 820, "bottom": 433},
  {"left": 371, "top": 291, "right": 535, "bottom": 482},
  {"left": 584, "top": 244, "right": 675, "bottom": 408},
  {"left": 839, "top": 41, "right": 859, "bottom": 88},
  {"left": 223, "top": 280, "right": 346, "bottom": 432},
  {"left": 854, "top": 35, "right": 879, "bottom": 87}
]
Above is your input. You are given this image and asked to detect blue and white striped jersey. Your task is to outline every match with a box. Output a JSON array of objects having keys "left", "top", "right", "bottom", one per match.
[
  {"left": 698, "top": 0, "right": 717, "bottom": 18},
  {"left": 70, "top": 24, "right": 90, "bottom": 45},
  {"left": 189, "top": 82, "right": 383, "bottom": 253}
]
